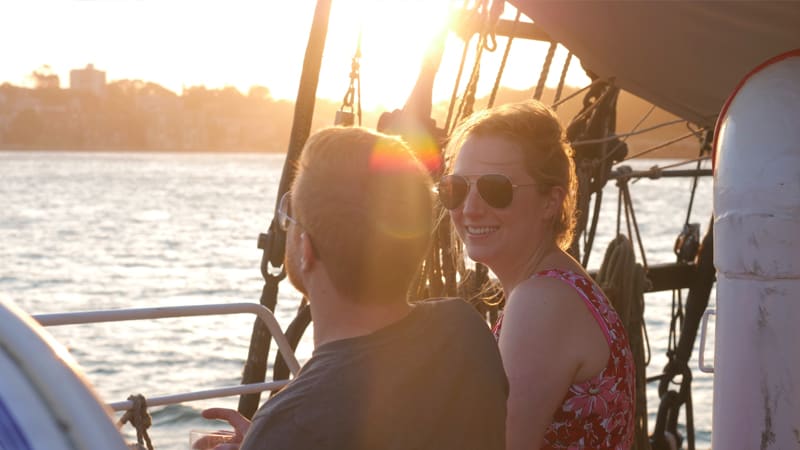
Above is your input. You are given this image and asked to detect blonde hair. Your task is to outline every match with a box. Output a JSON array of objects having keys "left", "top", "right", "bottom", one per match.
[
  {"left": 445, "top": 100, "right": 577, "bottom": 250},
  {"left": 292, "top": 127, "right": 435, "bottom": 301}
]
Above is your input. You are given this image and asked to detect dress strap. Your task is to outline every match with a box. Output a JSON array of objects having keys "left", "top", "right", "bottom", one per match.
[{"left": 531, "top": 269, "right": 613, "bottom": 345}]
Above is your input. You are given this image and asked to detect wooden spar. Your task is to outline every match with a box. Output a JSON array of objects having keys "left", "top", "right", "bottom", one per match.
[
  {"left": 238, "top": 0, "right": 333, "bottom": 419},
  {"left": 449, "top": 9, "right": 552, "bottom": 42},
  {"left": 588, "top": 262, "right": 696, "bottom": 293},
  {"left": 493, "top": 18, "right": 551, "bottom": 41}
]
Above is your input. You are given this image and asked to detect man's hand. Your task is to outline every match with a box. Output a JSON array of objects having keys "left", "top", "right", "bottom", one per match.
[{"left": 193, "top": 408, "right": 252, "bottom": 449}]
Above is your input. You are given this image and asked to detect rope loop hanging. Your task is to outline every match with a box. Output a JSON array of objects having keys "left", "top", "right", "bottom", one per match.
[
  {"left": 446, "top": 0, "right": 503, "bottom": 133},
  {"left": 487, "top": 8, "right": 521, "bottom": 108},
  {"left": 336, "top": 30, "right": 363, "bottom": 126},
  {"left": 483, "top": 0, "right": 504, "bottom": 51}
]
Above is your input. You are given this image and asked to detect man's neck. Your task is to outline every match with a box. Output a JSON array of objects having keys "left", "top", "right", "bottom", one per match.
[{"left": 310, "top": 292, "right": 412, "bottom": 348}]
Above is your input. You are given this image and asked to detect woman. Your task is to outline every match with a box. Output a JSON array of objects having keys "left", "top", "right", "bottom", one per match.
[{"left": 438, "top": 100, "right": 635, "bottom": 449}]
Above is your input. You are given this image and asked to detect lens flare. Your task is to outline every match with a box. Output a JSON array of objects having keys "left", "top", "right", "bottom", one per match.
[{"left": 369, "top": 131, "right": 442, "bottom": 174}]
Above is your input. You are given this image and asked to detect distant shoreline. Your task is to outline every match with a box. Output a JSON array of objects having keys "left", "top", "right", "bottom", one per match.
[{"left": 1, "top": 84, "right": 704, "bottom": 160}]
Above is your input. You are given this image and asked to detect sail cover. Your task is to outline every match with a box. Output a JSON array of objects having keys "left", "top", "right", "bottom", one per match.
[{"left": 509, "top": 1, "right": 800, "bottom": 127}]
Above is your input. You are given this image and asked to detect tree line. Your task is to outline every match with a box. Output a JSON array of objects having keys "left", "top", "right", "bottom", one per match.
[
  {"left": 0, "top": 77, "right": 696, "bottom": 157},
  {"left": 0, "top": 80, "right": 379, "bottom": 152}
]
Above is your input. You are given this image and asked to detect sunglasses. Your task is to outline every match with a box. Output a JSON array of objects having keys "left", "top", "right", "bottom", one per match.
[
  {"left": 277, "top": 191, "right": 298, "bottom": 231},
  {"left": 277, "top": 191, "right": 321, "bottom": 257},
  {"left": 437, "top": 174, "right": 537, "bottom": 210}
]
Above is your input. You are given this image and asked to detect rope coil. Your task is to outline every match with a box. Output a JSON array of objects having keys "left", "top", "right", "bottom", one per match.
[{"left": 596, "top": 235, "right": 652, "bottom": 450}]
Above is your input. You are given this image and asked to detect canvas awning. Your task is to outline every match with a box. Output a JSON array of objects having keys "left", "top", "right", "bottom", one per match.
[{"left": 509, "top": 1, "right": 800, "bottom": 127}]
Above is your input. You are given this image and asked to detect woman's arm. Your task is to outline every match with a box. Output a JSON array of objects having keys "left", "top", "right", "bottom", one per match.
[{"left": 498, "top": 278, "right": 586, "bottom": 450}]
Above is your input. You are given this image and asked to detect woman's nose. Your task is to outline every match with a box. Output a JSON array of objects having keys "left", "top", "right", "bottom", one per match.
[{"left": 461, "top": 184, "right": 486, "bottom": 217}]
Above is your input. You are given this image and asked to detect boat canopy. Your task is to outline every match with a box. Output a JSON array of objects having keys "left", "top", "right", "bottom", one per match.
[{"left": 509, "top": 1, "right": 800, "bottom": 127}]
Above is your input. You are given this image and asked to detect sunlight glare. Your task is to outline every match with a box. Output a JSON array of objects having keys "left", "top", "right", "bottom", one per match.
[
  {"left": 319, "top": 1, "right": 590, "bottom": 112},
  {"left": 319, "top": 0, "right": 454, "bottom": 111}
]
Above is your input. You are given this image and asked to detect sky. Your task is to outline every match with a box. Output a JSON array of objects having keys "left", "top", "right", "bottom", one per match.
[{"left": 1, "top": 0, "right": 590, "bottom": 111}]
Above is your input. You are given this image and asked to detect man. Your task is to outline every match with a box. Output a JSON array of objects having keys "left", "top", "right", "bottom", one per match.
[{"left": 200, "top": 126, "right": 507, "bottom": 450}]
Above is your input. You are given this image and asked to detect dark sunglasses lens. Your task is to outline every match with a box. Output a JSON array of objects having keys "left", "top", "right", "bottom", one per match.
[
  {"left": 477, "top": 175, "right": 514, "bottom": 208},
  {"left": 438, "top": 176, "right": 468, "bottom": 210}
]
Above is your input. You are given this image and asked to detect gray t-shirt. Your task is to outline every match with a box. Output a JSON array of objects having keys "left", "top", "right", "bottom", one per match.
[{"left": 240, "top": 298, "right": 508, "bottom": 450}]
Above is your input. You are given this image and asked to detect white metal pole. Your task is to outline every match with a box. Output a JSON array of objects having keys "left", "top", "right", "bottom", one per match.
[{"left": 713, "top": 51, "right": 800, "bottom": 450}]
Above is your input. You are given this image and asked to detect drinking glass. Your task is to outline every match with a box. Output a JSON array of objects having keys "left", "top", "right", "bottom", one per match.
[{"left": 189, "top": 429, "right": 235, "bottom": 449}]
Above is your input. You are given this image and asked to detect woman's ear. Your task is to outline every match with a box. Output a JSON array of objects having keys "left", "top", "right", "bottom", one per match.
[{"left": 545, "top": 186, "right": 566, "bottom": 220}]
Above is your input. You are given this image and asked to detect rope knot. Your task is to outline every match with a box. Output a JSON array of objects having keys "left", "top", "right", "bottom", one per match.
[
  {"left": 648, "top": 165, "right": 663, "bottom": 179},
  {"left": 615, "top": 164, "right": 633, "bottom": 181},
  {"left": 118, "top": 394, "right": 154, "bottom": 450}
]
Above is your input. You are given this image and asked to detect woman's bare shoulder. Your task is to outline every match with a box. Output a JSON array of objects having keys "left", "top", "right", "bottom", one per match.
[{"left": 507, "top": 274, "right": 585, "bottom": 313}]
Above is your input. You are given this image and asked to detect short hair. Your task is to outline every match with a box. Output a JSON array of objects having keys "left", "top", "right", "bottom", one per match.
[
  {"left": 291, "top": 127, "right": 434, "bottom": 301},
  {"left": 445, "top": 100, "right": 577, "bottom": 250}
]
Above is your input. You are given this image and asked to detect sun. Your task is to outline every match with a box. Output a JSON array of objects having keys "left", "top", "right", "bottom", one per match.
[{"left": 319, "top": 0, "right": 455, "bottom": 112}]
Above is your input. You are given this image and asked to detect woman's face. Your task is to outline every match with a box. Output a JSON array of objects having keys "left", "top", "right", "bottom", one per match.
[{"left": 449, "top": 135, "right": 554, "bottom": 271}]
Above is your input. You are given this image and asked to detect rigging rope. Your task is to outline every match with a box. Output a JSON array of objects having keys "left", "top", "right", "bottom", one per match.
[
  {"left": 657, "top": 156, "right": 711, "bottom": 171},
  {"left": 671, "top": 131, "right": 711, "bottom": 263},
  {"left": 551, "top": 78, "right": 602, "bottom": 110},
  {"left": 668, "top": 290, "right": 684, "bottom": 368},
  {"left": 596, "top": 235, "right": 652, "bottom": 450},
  {"left": 533, "top": 41, "right": 557, "bottom": 100},
  {"left": 448, "top": 0, "right": 502, "bottom": 132},
  {"left": 573, "top": 159, "right": 594, "bottom": 260},
  {"left": 552, "top": 52, "right": 573, "bottom": 109},
  {"left": 648, "top": 133, "right": 713, "bottom": 450},
  {"left": 613, "top": 170, "right": 649, "bottom": 270},
  {"left": 620, "top": 130, "right": 698, "bottom": 161},
  {"left": 118, "top": 394, "right": 154, "bottom": 450},
  {"left": 580, "top": 188, "right": 602, "bottom": 267},
  {"left": 623, "top": 104, "right": 657, "bottom": 141},
  {"left": 574, "top": 117, "right": 685, "bottom": 147},
  {"left": 565, "top": 80, "right": 620, "bottom": 260},
  {"left": 487, "top": 9, "right": 521, "bottom": 108},
  {"left": 444, "top": 36, "right": 474, "bottom": 133},
  {"left": 654, "top": 223, "right": 716, "bottom": 450},
  {"left": 453, "top": 31, "right": 488, "bottom": 128},
  {"left": 683, "top": 130, "right": 712, "bottom": 225},
  {"left": 566, "top": 82, "right": 615, "bottom": 131}
]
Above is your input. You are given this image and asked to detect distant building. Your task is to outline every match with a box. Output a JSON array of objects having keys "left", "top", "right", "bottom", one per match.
[{"left": 70, "top": 64, "right": 106, "bottom": 96}]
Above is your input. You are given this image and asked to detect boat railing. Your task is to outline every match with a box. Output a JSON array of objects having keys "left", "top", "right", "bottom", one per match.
[{"left": 33, "top": 302, "right": 300, "bottom": 411}]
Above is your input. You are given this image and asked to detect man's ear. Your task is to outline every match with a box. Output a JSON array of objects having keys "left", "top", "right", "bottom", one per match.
[{"left": 300, "top": 231, "right": 317, "bottom": 271}]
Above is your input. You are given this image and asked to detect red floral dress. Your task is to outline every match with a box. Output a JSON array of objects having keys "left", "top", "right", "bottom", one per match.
[{"left": 493, "top": 269, "right": 635, "bottom": 449}]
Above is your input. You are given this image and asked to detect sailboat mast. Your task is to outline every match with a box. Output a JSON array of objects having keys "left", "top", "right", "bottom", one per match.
[{"left": 238, "top": 0, "right": 333, "bottom": 419}]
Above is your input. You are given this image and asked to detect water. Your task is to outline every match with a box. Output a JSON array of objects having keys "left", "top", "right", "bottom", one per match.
[{"left": 0, "top": 151, "right": 714, "bottom": 449}]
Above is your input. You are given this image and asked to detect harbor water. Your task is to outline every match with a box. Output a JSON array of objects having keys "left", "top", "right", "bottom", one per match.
[{"left": 0, "top": 150, "right": 714, "bottom": 449}]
